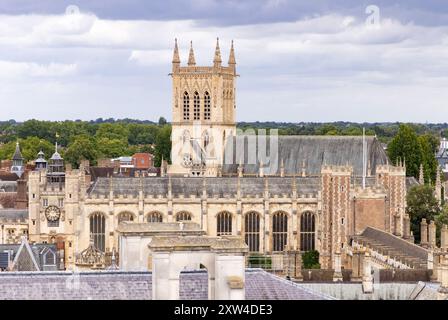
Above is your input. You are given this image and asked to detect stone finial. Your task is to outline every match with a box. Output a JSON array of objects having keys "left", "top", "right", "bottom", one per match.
[
  {"left": 403, "top": 214, "right": 411, "bottom": 240},
  {"left": 237, "top": 160, "right": 243, "bottom": 177},
  {"left": 264, "top": 176, "right": 269, "bottom": 198},
  {"left": 213, "top": 37, "right": 222, "bottom": 67},
  {"left": 435, "top": 166, "right": 442, "bottom": 205},
  {"left": 301, "top": 160, "right": 306, "bottom": 177},
  {"left": 429, "top": 220, "right": 437, "bottom": 249},
  {"left": 442, "top": 225, "right": 448, "bottom": 252},
  {"left": 259, "top": 160, "right": 264, "bottom": 177},
  {"left": 421, "top": 219, "right": 429, "bottom": 246},
  {"left": 280, "top": 158, "right": 285, "bottom": 177},
  {"left": 188, "top": 41, "right": 196, "bottom": 66},
  {"left": 168, "top": 175, "right": 172, "bottom": 198},
  {"left": 419, "top": 163, "right": 425, "bottom": 184},
  {"left": 437, "top": 254, "right": 448, "bottom": 299},
  {"left": 228, "top": 40, "right": 236, "bottom": 74},
  {"left": 333, "top": 251, "right": 343, "bottom": 282},
  {"left": 172, "top": 38, "right": 180, "bottom": 64},
  {"left": 362, "top": 251, "right": 374, "bottom": 294}
]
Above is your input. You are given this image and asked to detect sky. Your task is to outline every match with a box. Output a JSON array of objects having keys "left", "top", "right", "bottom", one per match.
[{"left": 0, "top": 0, "right": 448, "bottom": 123}]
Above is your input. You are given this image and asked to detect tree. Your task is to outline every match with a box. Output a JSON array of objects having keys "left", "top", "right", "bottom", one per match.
[
  {"left": 387, "top": 124, "right": 422, "bottom": 178},
  {"left": 158, "top": 117, "right": 167, "bottom": 126},
  {"left": 407, "top": 185, "right": 441, "bottom": 242},
  {"left": 96, "top": 138, "right": 129, "bottom": 159},
  {"left": 95, "top": 123, "right": 129, "bottom": 142},
  {"left": 418, "top": 134, "right": 439, "bottom": 184},
  {"left": 154, "top": 125, "right": 171, "bottom": 167},
  {"left": 64, "top": 135, "right": 99, "bottom": 168},
  {"left": 302, "top": 250, "right": 320, "bottom": 269}
]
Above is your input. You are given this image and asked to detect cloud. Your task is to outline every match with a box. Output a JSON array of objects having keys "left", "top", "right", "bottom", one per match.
[{"left": 0, "top": 7, "right": 447, "bottom": 122}]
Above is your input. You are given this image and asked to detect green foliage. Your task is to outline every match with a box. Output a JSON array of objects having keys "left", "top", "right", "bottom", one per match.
[
  {"left": 387, "top": 124, "right": 422, "bottom": 178},
  {"left": 248, "top": 254, "right": 272, "bottom": 269},
  {"left": 0, "top": 137, "right": 54, "bottom": 162},
  {"left": 154, "top": 125, "right": 172, "bottom": 167},
  {"left": 387, "top": 124, "right": 439, "bottom": 183},
  {"left": 64, "top": 135, "right": 99, "bottom": 168},
  {"left": 302, "top": 250, "right": 320, "bottom": 269},
  {"left": 407, "top": 185, "right": 441, "bottom": 242}
]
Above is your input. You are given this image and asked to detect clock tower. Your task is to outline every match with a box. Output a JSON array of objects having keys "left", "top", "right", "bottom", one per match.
[{"left": 168, "top": 38, "right": 237, "bottom": 176}]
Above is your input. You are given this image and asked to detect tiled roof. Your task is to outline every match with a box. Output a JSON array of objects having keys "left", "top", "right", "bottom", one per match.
[
  {"left": 0, "top": 269, "right": 332, "bottom": 300},
  {"left": 222, "top": 136, "right": 389, "bottom": 176},
  {"left": 88, "top": 176, "right": 320, "bottom": 198}
]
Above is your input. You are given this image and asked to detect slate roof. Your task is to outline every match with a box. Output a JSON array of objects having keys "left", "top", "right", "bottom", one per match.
[
  {"left": 12, "top": 143, "right": 23, "bottom": 161},
  {"left": 0, "top": 269, "right": 332, "bottom": 300},
  {"left": 0, "top": 242, "right": 59, "bottom": 271},
  {"left": 0, "top": 173, "right": 19, "bottom": 182},
  {"left": 222, "top": 135, "right": 389, "bottom": 176},
  {"left": 0, "top": 209, "right": 28, "bottom": 222},
  {"left": 88, "top": 176, "right": 320, "bottom": 198},
  {"left": 408, "top": 282, "right": 446, "bottom": 300}
]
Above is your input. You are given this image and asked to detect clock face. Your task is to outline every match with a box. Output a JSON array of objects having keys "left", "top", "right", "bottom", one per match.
[{"left": 45, "top": 205, "right": 61, "bottom": 222}]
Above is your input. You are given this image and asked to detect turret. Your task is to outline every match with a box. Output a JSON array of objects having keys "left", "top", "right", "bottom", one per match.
[{"left": 11, "top": 141, "right": 24, "bottom": 178}]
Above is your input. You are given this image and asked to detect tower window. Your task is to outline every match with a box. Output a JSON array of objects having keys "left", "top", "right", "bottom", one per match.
[
  {"left": 193, "top": 91, "right": 200, "bottom": 120},
  {"left": 183, "top": 92, "right": 190, "bottom": 120},
  {"left": 272, "top": 212, "right": 288, "bottom": 252},
  {"left": 204, "top": 92, "right": 211, "bottom": 120}
]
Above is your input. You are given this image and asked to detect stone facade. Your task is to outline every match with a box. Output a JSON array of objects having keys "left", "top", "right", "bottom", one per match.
[{"left": 24, "top": 40, "right": 410, "bottom": 272}]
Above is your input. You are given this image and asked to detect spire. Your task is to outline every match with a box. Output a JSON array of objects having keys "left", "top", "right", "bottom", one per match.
[
  {"left": 228, "top": 40, "right": 236, "bottom": 73},
  {"left": 12, "top": 141, "right": 23, "bottom": 161},
  {"left": 213, "top": 37, "right": 222, "bottom": 67},
  {"left": 188, "top": 41, "right": 196, "bottom": 66},
  {"left": 172, "top": 38, "right": 180, "bottom": 64},
  {"left": 419, "top": 163, "right": 425, "bottom": 185}
]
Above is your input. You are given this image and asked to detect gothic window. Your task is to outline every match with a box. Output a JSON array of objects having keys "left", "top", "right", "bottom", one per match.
[
  {"left": 147, "top": 212, "right": 163, "bottom": 223},
  {"left": 183, "top": 92, "right": 190, "bottom": 120},
  {"left": 43, "top": 250, "right": 56, "bottom": 266},
  {"left": 90, "top": 212, "right": 106, "bottom": 252},
  {"left": 217, "top": 212, "right": 232, "bottom": 236},
  {"left": 272, "top": 212, "right": 288, "bottom": 252},
  {"left": 204, "top": 91, "right": 211, "bottom": 120},
  {"left": 203, "top": 131, "right": 210, "bottom": 150},
  {"left": 300, "top": 212, "right": 315, "bottom": 252},
  {"left": 244, "top": 212, "right": 260, "bottom": 252},
  {"left": 176, "top": 211, "right": 192, "bottom": 222},
  {"left": 193, "top": 91, "right": 200, "bottom": 120},
  {"left": 118, "top": 212, "right": 134, "bottom": 223}
]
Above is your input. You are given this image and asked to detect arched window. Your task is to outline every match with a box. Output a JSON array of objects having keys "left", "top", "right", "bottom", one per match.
[
  {"left": 300, "top": 212, "right": 316, "bottom": 252},
  {"left": 193, "top": 91, "right": 200, "bottom": 120},
  {"left": 272, "top": 212, "right": 288, "bottom": 252},
  {"left": 217, "top": 212, "right": 232, "bottom": 236},
  {"left": 147, "top": 212, "right": 163, "bottom": 223},
  {"left": 203, "top": 131, "right": 210, "bottom": 150},
  {"left": 43, "top": 250, "right": 56, "bottom": 266},
  {"left": 244, "top": 212, "right": 260, "bottom": 252},
  {"left": 204, "top": 91, "right": 211, "bottom": 120},
  {"left": 90, "top": 212, "right": 106, "bottom": 252},
  {"left": 183, "top": 92, "right": 190, "bottom": 120},
  {"left": 176, "top": 211, "right": 192, "bottom": 222},
  {"left": 118, "top": 212, "right": 134, "bottom": 223}
]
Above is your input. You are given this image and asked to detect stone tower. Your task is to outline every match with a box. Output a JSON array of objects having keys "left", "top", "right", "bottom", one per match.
[{"left": 168, "top": 38, "right": 237, "bottom": 177}]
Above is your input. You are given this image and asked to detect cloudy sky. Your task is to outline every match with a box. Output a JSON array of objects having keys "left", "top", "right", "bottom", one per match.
[{"left": 0, "top": 0, "right": 448, "bottom": 123}]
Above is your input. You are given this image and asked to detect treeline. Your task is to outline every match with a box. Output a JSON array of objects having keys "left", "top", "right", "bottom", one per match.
[
  {"left": 0, "top": 118, "right": 170, "bottom": 168},
  {"left": 0, "top": 119, "right": 445, "bottom": 174}
]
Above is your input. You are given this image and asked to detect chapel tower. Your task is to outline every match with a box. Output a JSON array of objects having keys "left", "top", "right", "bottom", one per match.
[{"left": 168, "top": 38, "right": 237, "bottom": 176}]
